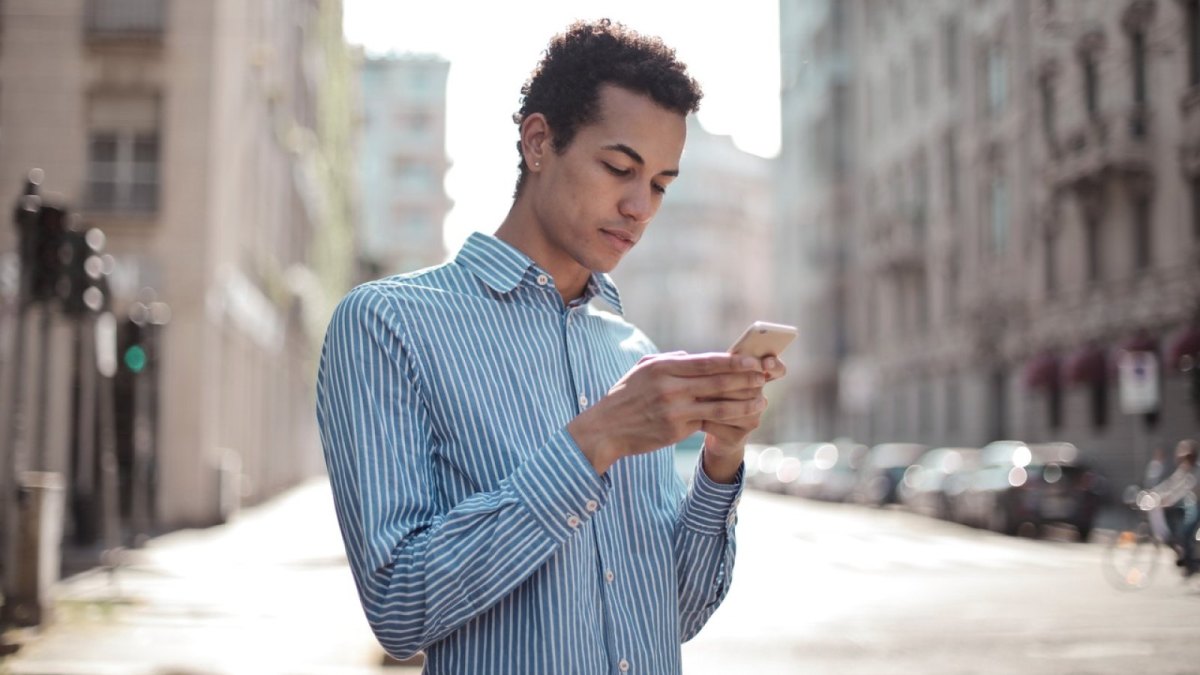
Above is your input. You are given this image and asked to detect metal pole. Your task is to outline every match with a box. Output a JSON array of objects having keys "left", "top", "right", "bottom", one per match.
[
  {"left": 71, "top": 316, "right": 98, "bottom": 545},
  {"left": 1, "top": 172, "right": 42, "bottom": 636}
]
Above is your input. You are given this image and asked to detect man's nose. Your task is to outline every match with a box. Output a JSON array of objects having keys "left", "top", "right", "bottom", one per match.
[{"left": 618, "top": 183, "right": 656, "bottom": 225}]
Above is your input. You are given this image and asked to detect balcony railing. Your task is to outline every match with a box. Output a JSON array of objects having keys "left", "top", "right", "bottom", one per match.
[{"left": 86, "top": 0, "right": 165, "bottom": 38}]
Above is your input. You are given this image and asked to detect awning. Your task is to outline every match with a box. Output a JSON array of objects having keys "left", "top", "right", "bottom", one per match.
[
  {"left": 1064, "top": 345, "right": 1107, "bottom": 386},
  {"left": 1021, "top": 353, "right": 1060, "bottom": 390},
  {"left": 1167, "top": 325, "right": 1200, "bottom": 369},
  {"left": 1117, "top": 332, "right": 1157, "bottom": 354}
]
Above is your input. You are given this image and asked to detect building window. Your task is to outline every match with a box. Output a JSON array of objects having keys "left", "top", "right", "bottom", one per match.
[
  {"left": 87, "top": 95, "right": 160, "bottom": 213},
  {"left": 945, "top": 258, "right": 959, "bottom": 318},
  {"left": 1082, "top": 52, "right": 1100, "bottom": 118},
  {"left": 1084, "top": 214, "right": 1102, "bottom": 283},
  {"left": 1189, "top": 0, "right": 1200, "bottom": 87},
  {"left": 1047, "top": 381, "right": 1063, "bottom": 430},
  {"left": 1040, "top": 76, "right": 1057, "bottom": 148},
  {"left": 943, "top": 16, "right": 960, "bottom": 92},
  {"left": 1090, "top": 378, "right": 1108, "bottom": 429},
  {"left": 945, "top": 375, "right": 959, "bottom": 433},
  {"left": 913, "top": 42, "right": 929, "bottom": 108},
  {"left": 987, "top": 43, "right": 1008, "bottom": 116},
  {"left": 1133, "top": 195, "right": 1152, "bottom": 271},
  {"left": 1193, "top": 176, "right": 1200, "bottom": 241},
  {"left": 86, "top": 0, "right": 165, "bottom": 36},
  {"left": 1044, "top": 228, "right": 1057, "bottom": 296},
  {"left": 944, "top": 132, "right": 958, "bottom": 214},
  {"left": 1131, "top": 30, "right": 1148, "bottom": 106},
  {"left": 990, "top": 175, "right": 1008, "bottom": 254}
]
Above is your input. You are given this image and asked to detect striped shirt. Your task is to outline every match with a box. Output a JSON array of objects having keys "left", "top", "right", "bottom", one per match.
[{"left": 316, "top": 232, "right": 742, "bottom": 674}]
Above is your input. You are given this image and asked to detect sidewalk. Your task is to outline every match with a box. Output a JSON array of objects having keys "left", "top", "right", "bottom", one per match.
[{"left": 1, "top": 478, "right": 418, "bottom": 675}]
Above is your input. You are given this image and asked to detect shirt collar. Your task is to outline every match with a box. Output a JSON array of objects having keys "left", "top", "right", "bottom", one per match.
[{"left": 455, "top": 232, "right": 625, "bottom": 315}]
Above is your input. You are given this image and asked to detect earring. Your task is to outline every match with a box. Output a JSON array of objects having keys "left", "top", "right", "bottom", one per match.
[{"left": 534, "top": 161, "right": 540, "bottom": 169}]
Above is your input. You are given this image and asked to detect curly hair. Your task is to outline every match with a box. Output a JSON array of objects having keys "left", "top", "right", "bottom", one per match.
[{"left": 512, "top": 19, "right": 703, "bottom": 197}]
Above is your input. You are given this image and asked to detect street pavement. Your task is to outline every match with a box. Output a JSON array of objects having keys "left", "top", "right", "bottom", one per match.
[
  {"left": 2, "top": 478, "right": 415, "bottom": 675},
  {"left": 3, "top": 476, "right": 1199, "bottom": 674}
]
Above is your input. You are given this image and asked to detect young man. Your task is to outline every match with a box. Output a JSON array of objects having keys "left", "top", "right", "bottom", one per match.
[{"left": 317, "top": 20, "right": 785, "bottom": 673}]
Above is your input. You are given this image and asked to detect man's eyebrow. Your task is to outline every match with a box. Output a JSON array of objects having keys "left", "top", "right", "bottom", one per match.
[{"left": 603, "top": 143, "right": 679, "bottom": 177}]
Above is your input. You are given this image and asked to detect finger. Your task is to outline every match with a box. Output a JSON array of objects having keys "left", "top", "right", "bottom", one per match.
[
  {"left": 652, "top": 352, "right": 761, "bottom": 377},
  {"left": 698, "top": 386, "right": 764, "bottom": 403},
  {"left": 685, "top": 372, "right": 765, "bottom": 399},
  {"left": 688, "top": 395, "right": 767, "bottom": 422},
  {"left": 761, "top": 356, "right": 787, "bottom": 382}
]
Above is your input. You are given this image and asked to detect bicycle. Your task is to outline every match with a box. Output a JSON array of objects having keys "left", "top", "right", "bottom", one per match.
[{"left": 1101, "top": 489, "right": 1200, "bottom": 591}]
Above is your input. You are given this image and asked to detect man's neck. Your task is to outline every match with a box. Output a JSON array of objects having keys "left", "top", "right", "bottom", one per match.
[{"left": 494, "top": 201, "right": 590, "bottom": 303}]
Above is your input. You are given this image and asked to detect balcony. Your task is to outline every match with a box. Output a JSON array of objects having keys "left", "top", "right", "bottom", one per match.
[
  {"left": 86, "top": 0, "right": 165, "bottom": 43},
  {"left": 1049, "top": 106, "right": 1152, "bottom": 192}
]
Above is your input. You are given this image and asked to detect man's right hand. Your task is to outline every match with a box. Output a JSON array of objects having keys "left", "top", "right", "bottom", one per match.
[{"left": 567, "top": 352, "right": 767, "bottom": 476}]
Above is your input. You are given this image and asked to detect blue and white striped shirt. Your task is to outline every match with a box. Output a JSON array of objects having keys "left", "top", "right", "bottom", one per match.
[{"left": 316, "top": 233, "right": 742, "bottom": 674}]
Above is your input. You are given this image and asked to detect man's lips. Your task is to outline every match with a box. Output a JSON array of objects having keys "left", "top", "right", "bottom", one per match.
[{"left": 600, "top": 229, "right": 637, "bottom": 252}]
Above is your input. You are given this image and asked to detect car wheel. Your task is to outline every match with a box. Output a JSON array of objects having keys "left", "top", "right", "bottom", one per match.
[{"left": 1076, "top": 523, "right": 1093, "bottom": 543}]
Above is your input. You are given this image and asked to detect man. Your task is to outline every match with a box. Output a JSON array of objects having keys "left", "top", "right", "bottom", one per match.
[
  {"left": 317, "top": 19, "right": 785, "bottom": 674},
  {"left": 1151, "top": 439, "right": 1199, "bottom": 576}
]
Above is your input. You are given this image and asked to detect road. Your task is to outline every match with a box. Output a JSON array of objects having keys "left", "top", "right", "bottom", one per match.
[
  {"left": 6, "top": 481, "right": 1198, "bottom": 674},
  {"left": 682, "top": 490, "right": 1200, "bottom": 675}
]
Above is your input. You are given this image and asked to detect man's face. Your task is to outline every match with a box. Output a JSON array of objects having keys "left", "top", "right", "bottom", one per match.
[{"left": 530, "top": 84, "right": 687, "bottom": 274}]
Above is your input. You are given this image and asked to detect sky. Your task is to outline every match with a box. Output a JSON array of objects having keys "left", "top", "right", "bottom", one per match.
[{"left": 342, "top": 0, "right": 781, "bottom": 253}]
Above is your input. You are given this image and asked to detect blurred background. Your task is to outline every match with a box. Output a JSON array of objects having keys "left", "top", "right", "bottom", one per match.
[{"left": 0, "top": 0, "right": 1198, "bottom": 673}]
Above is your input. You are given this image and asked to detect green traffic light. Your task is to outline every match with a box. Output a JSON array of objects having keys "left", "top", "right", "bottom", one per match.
[{"left": 124, "top": 345, "right": 147, "bottom": 373}]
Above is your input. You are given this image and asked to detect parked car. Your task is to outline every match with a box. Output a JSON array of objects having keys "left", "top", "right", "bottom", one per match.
[
  {"left": 898, "top": 447, "right": 982, "bottom": 520},
  {"left": 852, "top": 443, "right": 930, "bottom": 506},
  {"left": 788, "top": 440, "right": 868, "bottom": 502},
  {"left": 951, "top": 440, "right": 1105, "bottom": 540}
]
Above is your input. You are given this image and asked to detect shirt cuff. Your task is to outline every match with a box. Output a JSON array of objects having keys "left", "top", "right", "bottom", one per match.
[
  {"left": 509, "top": 427, "right": 611, "bottom": 545},
  {"left": 679, "top": 449, "right": 744, "bottom": 536}
]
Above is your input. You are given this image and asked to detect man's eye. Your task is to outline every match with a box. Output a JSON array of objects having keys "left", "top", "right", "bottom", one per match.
[{"left": 603, "top": 162, "right": 632, "bottom": 177}]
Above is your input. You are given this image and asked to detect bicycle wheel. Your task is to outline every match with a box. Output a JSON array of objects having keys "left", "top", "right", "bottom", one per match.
[{"left": 1102, "top": 523, "right": 1161, "bottom": 590}]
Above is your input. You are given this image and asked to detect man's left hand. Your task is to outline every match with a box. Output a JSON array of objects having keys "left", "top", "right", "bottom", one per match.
[{"left": 701, "top": 355, "right": 787, "bottom": 483}]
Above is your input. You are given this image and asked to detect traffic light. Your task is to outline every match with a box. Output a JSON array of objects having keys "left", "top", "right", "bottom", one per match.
[
  {"left": 121, "top": 314, "right": 146, "bottom": 375},
  {"left": 29, "top": 204, "right": 67, "bottom": 303},
  {"left": 61, "top": 227, "right": 109, "bottom": 315}
]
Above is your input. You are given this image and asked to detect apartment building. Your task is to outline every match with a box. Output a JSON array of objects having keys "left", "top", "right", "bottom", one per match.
[
  {"left": 358, "top": 54, "right": 452, "bottom": 277},
  {"left": 0, "top": 0, "right": 356, "bottom": 529},
  {"left": 779, "top": 0, "right": 1200, "bottom": 488}
]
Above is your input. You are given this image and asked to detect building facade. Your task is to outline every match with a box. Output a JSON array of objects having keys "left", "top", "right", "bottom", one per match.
[
  {"left": 357, "top": 54, "right": 452, "bottom": 278},
  {"left": 779, "top": 0, "right": 1200, "bottom": 489},
  {"left": 0, "top": 0, "right": 356, "bottom": 530}
]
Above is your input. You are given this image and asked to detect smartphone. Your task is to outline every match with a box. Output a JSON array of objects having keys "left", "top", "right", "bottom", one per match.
[{"left": 728, "top": 321, "right": 798, "bottom": 359}]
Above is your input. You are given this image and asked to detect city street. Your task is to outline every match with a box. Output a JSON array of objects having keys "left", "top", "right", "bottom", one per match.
[
  {"left": 685, "top": 491, "right": 1200, "bottom": 674},
  {"left": 4, "top": 478, "right": 1200, "bottom": 674}
]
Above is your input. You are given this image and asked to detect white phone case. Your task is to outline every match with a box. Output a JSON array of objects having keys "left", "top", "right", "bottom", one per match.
[{"left": 728, "top": 321, "right": 798, "bottom": 359}]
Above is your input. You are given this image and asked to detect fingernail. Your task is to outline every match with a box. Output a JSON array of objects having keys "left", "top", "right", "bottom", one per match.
[{"left": 764, "top": 357, "right": 777, "bottom": 370}]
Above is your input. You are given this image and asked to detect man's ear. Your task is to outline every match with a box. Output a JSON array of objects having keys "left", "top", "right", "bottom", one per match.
[{"left": 520, "top": 113, "right": 551, "bottom": 172}]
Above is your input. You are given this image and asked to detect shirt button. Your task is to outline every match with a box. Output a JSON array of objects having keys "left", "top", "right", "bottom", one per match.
[
  {"left": 618, "top": 658, "right": 630, "bottom": 672},
  {"left": 578, "top": 394, "right": 589, "bottom": 407},
  {"left": 605, "top": 569, "right": 615, "bottom": 583},
  {"left": 585, "top": 499, "right": 599, "bottom": 512},
  {"left": 536, "top": 274, "right": 549, "bottom": 286},
  {"left": 566, "top": 514, "right": 581, "bottom": 528}
]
